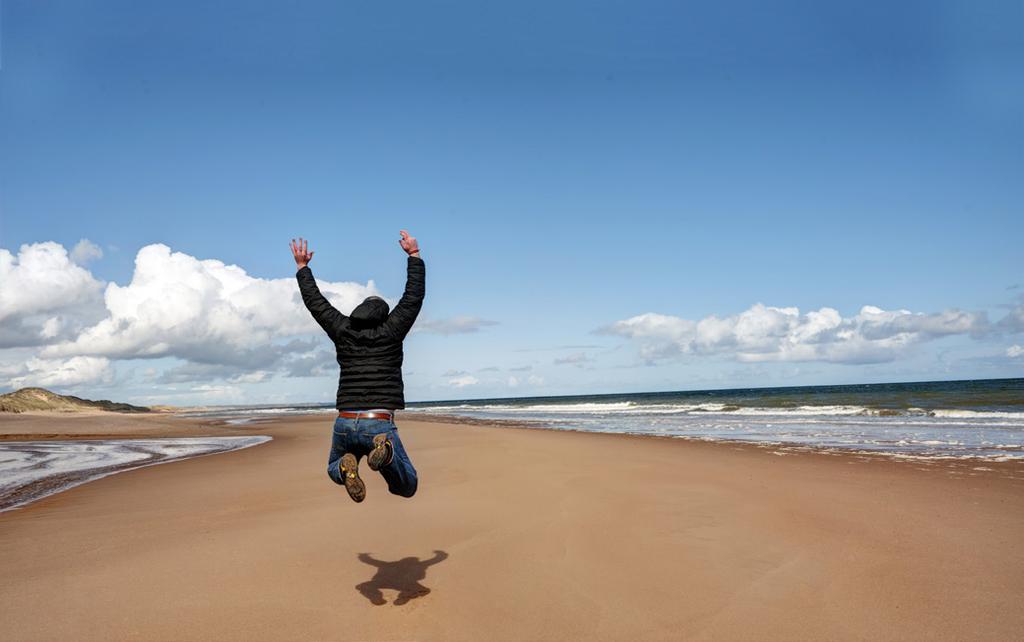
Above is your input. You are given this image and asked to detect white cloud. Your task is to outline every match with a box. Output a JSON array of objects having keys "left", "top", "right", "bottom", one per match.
[
  {"left": 129, "top": 383, "right": 246, "bottom": 405},
  {"left": 447, "top": 375, "right": 479, "bottom": 388},
  {"left": 417, "top": 316, "right": 498, "bottom": 335},
  {"left": 7, "top": 356, "right": 113, "bottom": 389},
  {"left": 1008, "top": 345, "right": 1024, "bottom": 358},
  {"left": 70, "top": 239, "right": 104, "bottom": 265},
  {"left": 1, "top": 240, "right": 515, "bottom": 396},
  {"left": 283, "top": 348, "right": 336, "bottom": 378},
  {"left": 514, "top": 344, "right": 600, "bottom": 353},
  {"left": 42, "top": 243, "right": 378, "bottom": 367},
  {"left": 554, "top": 352, "right": 593, "bottom": 366},
  {"left": 0, "top": 242, "right": 106, "bottom": 347},
  {"left": 157, "top": 362, "right": 273, "bottom": 384},
  {"left": 601, "top": 303, "right": 992, "bottom": 365},
  {"left": 504, "top": 373, "right": 546, "bottom": 387},
  {"left": 230, "top": 371, "right": 269, "bottom": 384}
]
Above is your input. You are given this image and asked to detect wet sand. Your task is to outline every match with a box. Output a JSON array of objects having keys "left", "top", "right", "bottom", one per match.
[
  {"left": 0, "top": 411, "right": 1022, "bottom": 641},
  {"left": 0, "top": 435, "right": 271, "bottom": 512}
]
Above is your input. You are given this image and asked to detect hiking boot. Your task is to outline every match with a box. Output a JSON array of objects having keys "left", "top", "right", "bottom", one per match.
[
  {"left": 339, "top": 453, "right": 366, "bottom": 503},
  {"left": 368, "top": 433, "right": 394, "bottom": 471}
]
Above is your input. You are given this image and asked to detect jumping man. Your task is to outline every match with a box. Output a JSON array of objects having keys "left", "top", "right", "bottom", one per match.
[{"left": 290, "top": 231, "right": 425, "bottom": 502}]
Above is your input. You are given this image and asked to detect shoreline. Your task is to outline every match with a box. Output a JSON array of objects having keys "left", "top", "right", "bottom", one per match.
[
  {"left": 401, "top": 411, "right": 1024, "bottom": 482},
  {"left": 3, "top": 407, "right": 1023, "bottom": 474},
  {"left": 0, "top": 435, "right": 272, "bottom": 513}
]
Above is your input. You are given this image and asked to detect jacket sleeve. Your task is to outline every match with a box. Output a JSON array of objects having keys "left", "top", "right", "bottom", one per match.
[
  {"left": 296, "top": 266, "right": 346, "bottom": 339},
  {"left": 383, "top": 256, "right": 425, "bottom": 340}
]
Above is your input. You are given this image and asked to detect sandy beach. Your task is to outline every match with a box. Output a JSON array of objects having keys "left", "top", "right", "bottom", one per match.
[{"left": 1, "top": 411, "right": 1022, "bottom": 641}]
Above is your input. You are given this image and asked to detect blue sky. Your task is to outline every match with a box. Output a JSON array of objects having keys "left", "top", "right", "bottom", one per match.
[{"left": 1, "top": 0, "right": 1021, "bottom": 404}]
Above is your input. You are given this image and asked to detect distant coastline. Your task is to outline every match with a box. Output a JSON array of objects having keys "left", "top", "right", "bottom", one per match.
[{"left": 0, "top": 387, "right": 152, "bottom": 414}]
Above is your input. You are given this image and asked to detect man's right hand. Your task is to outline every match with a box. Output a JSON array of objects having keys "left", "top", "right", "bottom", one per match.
[
  {"left": 399, "top": 230, "right": 420, "bottom": 257},
  {"left": 290, "top": 237, "right": 314, "bottom": 269}
]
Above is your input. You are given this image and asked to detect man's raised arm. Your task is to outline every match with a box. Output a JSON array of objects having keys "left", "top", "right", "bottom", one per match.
[
  {"left": 291, "top": 237, "right": 346, "bottom": 338},
  {"left": 384, "top": 230, "right": 425, "bottom": 339}
]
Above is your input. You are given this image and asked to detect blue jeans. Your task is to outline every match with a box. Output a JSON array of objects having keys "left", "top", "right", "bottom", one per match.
[{"left": 327, "top": 416, "right": 418, "bottom": 498}]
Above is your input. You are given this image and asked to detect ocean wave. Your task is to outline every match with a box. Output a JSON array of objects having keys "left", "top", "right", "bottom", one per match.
[
  {"left": 414, "top": 402, "right": 1024, "bottom": 420},
  {"left": 410, "top": 400, "right": 1024, "bottom": 458}
]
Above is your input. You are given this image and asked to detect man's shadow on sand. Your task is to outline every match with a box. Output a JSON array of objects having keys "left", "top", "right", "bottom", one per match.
[{"left": 356, "top": 550, "right": 449, "bottom": 606}]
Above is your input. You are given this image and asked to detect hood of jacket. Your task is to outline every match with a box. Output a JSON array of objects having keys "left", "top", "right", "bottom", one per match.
[{"left": 350, "top": 296, "right": 390, "bottom": 330}]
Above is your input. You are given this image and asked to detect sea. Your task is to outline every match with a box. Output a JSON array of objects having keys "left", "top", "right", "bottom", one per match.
[{"left": 186, "top": 378, "right": 1024, "bottom": 461}]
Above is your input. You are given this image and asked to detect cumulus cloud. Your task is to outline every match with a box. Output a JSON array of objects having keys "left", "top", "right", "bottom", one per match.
[
  {"left": 447, "top": 375, "right": 479, "bottom": 388},
  {"left": 416, "top": 316, "right": 498, "bottom": 335},
  {"left": 157, "top": 362, "right": 273, "bottom": 384},
  {"left": 283, "top": 349, "right": 336, "bottom": 378},
  {"left": 0, "top": 242, "right": 106, "bottom": 348},
  {"left": 601, "top": 303, "right": 993, "bottom": 365},
  {"left": 42, "top": 243, "right": 378, "bottom": 367},
  {"left": 1, "top": 240, "right": 511, "bottom": 394},
  {"left": 1008, "top": 345, "right": 1024, "bottom": 358},
  {"left": 70, "top": 239, "right": 104, "bottom": 264},
  {"left": 6, "top": 356, "right": 113, "bottom": 389}
]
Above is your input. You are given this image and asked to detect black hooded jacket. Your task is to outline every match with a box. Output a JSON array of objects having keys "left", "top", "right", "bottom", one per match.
[{"left": 296, "top": 256, "right": 425, "bottom": 410}]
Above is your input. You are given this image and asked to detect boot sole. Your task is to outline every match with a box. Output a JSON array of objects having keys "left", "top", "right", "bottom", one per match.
[
  {"left": 367, "top": 433, "right": 393, "bottom": 471},
  {"left": 339, "top": 453, "right": 366, "bottom": 503}
]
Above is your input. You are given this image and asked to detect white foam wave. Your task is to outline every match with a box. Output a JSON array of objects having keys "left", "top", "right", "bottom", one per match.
[
  {"left": 410, "top": 401, "right": 1024, "bottom": 460},
  {"left": 416, "top": 402, "right": 1024, "bottom": 421},
  {"left": 929, "top": 409, "right": 1024, "bottom": 419}
]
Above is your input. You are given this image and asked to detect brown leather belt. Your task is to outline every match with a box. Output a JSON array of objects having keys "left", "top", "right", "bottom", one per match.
[{"left": 338, "top": 410, "right": 394, "bottom": 420}]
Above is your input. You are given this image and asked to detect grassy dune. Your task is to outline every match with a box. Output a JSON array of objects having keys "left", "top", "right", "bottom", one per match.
[{"left": 0, "top": 387, "right": 151, "bottom": 414}]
